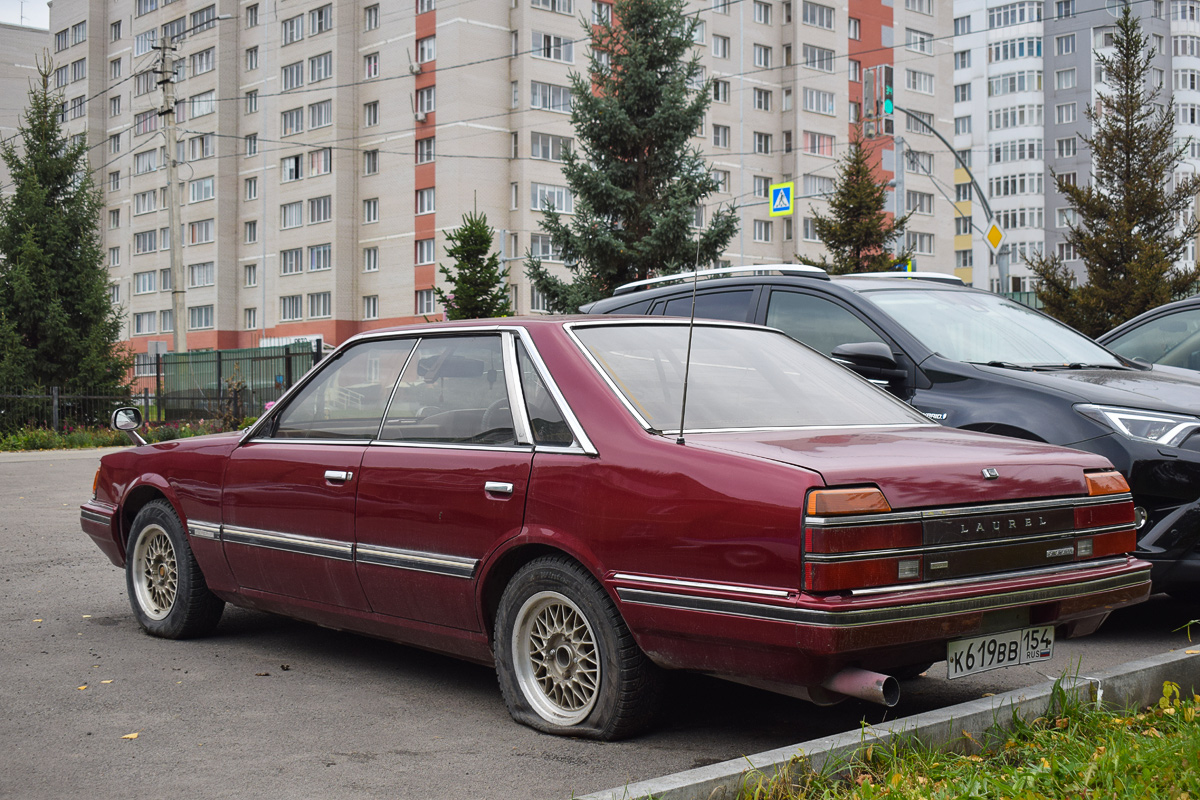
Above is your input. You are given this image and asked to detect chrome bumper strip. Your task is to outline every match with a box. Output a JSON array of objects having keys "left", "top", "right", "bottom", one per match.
[
  {"left": 222, "top": 526, "right": 354, "bottom": 561},
  {"left": 616, "top": 567, "right": 1149, "bottom": 628},
  {"left": 80, "top": 508, "right": 113, "bottom": 526},
  {"left": 356, "top": 544, "right": 477, "bottom": 578},
  {"left": 611, "top": 573, "right": 791, "bottom": 599}
]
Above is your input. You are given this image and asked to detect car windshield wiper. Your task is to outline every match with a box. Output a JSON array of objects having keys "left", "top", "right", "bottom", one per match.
[
  {"left": 1029, "top": 362, "right": 1129, "bottom": 371},
  {"left": 970, "top": 360, "right": 1034, "bottom": 371}
]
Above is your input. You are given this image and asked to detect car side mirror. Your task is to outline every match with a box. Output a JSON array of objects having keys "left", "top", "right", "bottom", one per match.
[
  {"left": 831, "top": 342, "right": 908, "bottom": 389},
  {"left": 110, "top": 406, "right": 147, "bottom": 446}
]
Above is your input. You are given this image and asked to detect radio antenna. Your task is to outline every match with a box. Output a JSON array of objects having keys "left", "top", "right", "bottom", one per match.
[{"left": 675, "top": 220, "right": 706, "bottom": 445}]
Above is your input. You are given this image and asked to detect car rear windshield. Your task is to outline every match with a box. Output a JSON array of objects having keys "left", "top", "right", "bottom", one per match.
[
  {"left": 866, "top": 289, "right": 1124, "bottom": 367},
  {"left": 573, "top": 323, "right": 932, "bottom": 433}
]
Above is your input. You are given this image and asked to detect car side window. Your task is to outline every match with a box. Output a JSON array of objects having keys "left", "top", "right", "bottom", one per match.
[
  {"left": 516, "top": 341, "right": 574, "bottom": 446},
  {"left": 657, "top": 290, "right": 754, "bottom": 322},
  {"left": 765, "top": 290, "right": 888, "bottom": 356},
  {"left": 380, "top": 335, "right": 516, "bottom": 445},
  {"left": 1106, "top": 308, "right": 1200, "bottom": 369},
  {"left": 271, "top": 339, "right": 416, "bottom": 439}
]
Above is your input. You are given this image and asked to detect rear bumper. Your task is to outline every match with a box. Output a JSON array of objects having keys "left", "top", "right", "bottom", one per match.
[
  {"left": 80, "top": 501, "right": 123, "bottom": 566},
  {"left": 614, "top": 557, "right": 1151, "bottom": 687}
]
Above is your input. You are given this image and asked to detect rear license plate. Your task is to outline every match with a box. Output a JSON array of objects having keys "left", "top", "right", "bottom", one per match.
[{"left": 946, "top": 625, "right": 1054, "bottom": 679}]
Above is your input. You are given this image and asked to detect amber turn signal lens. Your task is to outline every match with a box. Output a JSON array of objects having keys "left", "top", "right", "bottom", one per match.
[
  {"left": 1085, "top": 470, "right": 1130, "bottom": 496},
  {"left": 806, "top": 487, "right": 891, "bottom": 516},
  {"left": 92, "top": 468, "right": 100, "bottom": 497}
]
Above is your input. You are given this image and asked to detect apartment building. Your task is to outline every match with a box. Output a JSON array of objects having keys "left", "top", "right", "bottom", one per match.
[
  {"left": 952, "top": 0, "right": 1183, "bottom": 293},
  {"left": 45, "top": 0, "right": 954, "bottom": 356},
  {"left": 1, "top": 23, "right": 55, "bottom": 198}
]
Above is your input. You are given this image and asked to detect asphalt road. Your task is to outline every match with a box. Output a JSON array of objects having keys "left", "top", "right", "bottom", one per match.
[{"left": 2, "top": 447, "right": 1197, "bottom": 800}]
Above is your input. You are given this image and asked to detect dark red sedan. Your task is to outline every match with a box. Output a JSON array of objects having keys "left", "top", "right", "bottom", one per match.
[{"left": 81, "top": 318, "right": 1150, "bottom": 739}]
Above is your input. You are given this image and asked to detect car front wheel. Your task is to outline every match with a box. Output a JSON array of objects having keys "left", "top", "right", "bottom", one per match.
[
  {"left": 126, "top": 500, "right": 224, "bottom": 639},
  {"left": 494, "top": 556, "right": 661, "bottom": 740}
]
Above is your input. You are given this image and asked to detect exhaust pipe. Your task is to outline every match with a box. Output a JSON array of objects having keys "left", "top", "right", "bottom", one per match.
[{"left": 821, "top": 668, "right": 900, "bottom": 707}]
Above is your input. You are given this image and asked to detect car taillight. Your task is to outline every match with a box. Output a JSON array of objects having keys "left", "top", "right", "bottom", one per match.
[
  {"left": 1075, "top": 470, "right": 1137, "bottom": 558},
  {"left": 804, "top": 487, "right": 922, "bottom": 592},
  {"left": 92, "top": 468, "right": 100, "bottom": 499}
]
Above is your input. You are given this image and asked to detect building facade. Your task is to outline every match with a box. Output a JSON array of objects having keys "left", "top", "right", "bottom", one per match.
[
  {"left": 44, "top": 0, "right": 954, "bottom": 356},
  {"left": 1, "top": 23, "right": 56, "bottom": 198}
]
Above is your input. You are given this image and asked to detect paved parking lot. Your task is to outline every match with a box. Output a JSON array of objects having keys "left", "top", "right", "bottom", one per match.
[{"left": 2, "top": 447, "right": 1197, "bottom": 799}]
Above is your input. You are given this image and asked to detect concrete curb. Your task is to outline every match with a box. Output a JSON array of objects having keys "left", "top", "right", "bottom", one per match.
[{"left": 579, "top": 649, "right": 1200, "bottom": 800}]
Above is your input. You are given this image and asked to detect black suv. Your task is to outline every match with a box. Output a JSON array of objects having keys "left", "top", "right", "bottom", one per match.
[{"left": 584, "top": 267, "right": 1200, "bottom": 598}]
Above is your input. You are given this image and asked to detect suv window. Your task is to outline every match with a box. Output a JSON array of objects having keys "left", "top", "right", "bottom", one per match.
[
  {"left": 765, "top": 290, "right": 887, "bottom": 355},
  {"left": 656, "top": 289, "right": 754, "bottom": 321},
  {"left": 1106, "top": 308, "right": 1200, "bottom": 369}
]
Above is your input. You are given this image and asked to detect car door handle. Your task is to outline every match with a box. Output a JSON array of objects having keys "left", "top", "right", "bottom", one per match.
[
  {"left": 324, "top": 470, "right": 353, "bottom": 483},
  {"left": 484, "top": 481, "right": 514, "bottom": 495}
]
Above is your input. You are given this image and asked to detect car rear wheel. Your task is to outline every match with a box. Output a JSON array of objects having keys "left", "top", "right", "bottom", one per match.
[
  {"left": 126, "top": 500, "right": 224, "bottom": 639},
  {"left": 494, "top": 556, "right": 662, "bottom": 740}
]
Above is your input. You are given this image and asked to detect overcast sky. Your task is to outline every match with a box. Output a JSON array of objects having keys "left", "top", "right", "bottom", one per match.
[{"left": 0, "top": 0, "right": 50, "bottom": 29}]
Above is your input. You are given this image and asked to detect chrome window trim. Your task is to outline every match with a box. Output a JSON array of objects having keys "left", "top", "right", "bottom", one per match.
[
  {"left": 367, "top": 440, "right": 534, "bottom": 454},
  {"left": 376, "top": 336, "right": 422, "bottom": 440},
  {"left": 246, "top": 437, "right": 375, "bottom": 446},
  {"left": 222, "top": 525, "right": 354, "bottom": 561},
  {"left": 356, "top": 543, "right": 477, "bottom": 578},
  {"left": 187, "top": 521, "right": 222, "bottom": 541},
  {"left": 806, "top": 493, "right": 1133, "bottom": 528},
  {"left": 616, "top": 564, "right": 1147, "bottom": 627},
  {"left": 611, "top": 573, "right": 791, "bottom": 599},
  {"left": 501, "top": 332, "right": 535, "bottom": 446},
  {"left": 511, "top": 327, "right": 597, "bottom": 455},
  {"left": 802, "top": 523, "right": 1133, "bottom": 562}
]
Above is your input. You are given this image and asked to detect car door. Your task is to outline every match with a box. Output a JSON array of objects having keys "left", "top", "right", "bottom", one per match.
[
  {"left": 354, "top": 331, "right": 535, "bottom": 631},
  {"left": 222, "top": 337, "right": 416, "bottom": 610}
]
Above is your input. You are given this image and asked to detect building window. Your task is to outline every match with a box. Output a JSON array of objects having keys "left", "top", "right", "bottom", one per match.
[
  {"left": 311, "top": 4, "right": 333, "bottom": 34},
  {"left": 246, "top": 4, "right": 259, "bottom": 27},
  {"left": 363, "top": 296, "right": 379, "bottom": 320},
  {"left": 245, "top": 91, "right": 259, "bottom": 114},
  {"left": 753, "top": 176, "right": 771, "bottom": 198},
  {"left": 364, "top": 247, "right": 380, "bottom": 272},
  {"left": 282, "top": 108, "right": 304, "bottom": 136},
  {"left": 802, "top": 1, "right": 834, "bottom": 28},
  {"left": 954, "top": 15, "right": 971, "bottom": 35},
  {"left": 364, "top": 53, "right": 380, "bottom": 79},
  {"left": 804, "top": 131, "right": 835, "bottom": 156},
  {"left": 956, "top": 249, "right": 974, "bottom": 268},
  {"left": 753, "top": 132, "right": 772, "bottom": 154},
  {"left": 245, "top": 221, "right": 258, "bottom": 244},
  {"left": 282, "top": 61, "right": 304, "bottom": 91},
  {"left": 802, "top": 45, "right": 834, "bottom": 72},
  {"left": 753, "top": 219, "right": 772, "bottom": 242},
  {"left": 309, "top": 243, "right": 332, "bottom": 270},
  {"left": 712, "top": 124, "right": 730, "bottom": 148},
  {"left": 190, "top": 6, "right": 216, "bottom": 33},
  {"left": 418, "top": 0, "right": 436, "bottom": 11},
  {"left": 365, "top": 5, "right": 380, "bottom": 30},
  {"left": 363, "top": 149, "right": 379, "bottom": 175},
  {"left": 416, "top": 87, "right": 435, "bottom": 114},
  {"left": 1057, "top": 137, "right": 1077, "bottom": 157},
  {"left": 191, "top": 48, "right": 214, "bottom": 76},
  {"left": 531, "top": 183, "right": 573, "bottom": 213},
  {"left": 415, "top": 239, "right": 435, "bottom": 265},
  {"left": 848, "top": 17, "right": 860, "bottom": 39},
  {"left": 955, "top": 51, "right": 971, "bottom": 70},
  {"left": 955, "top": 116, "right": 972, "bottom": 134},
  {"left": 281, "top": 201, "right": 303, "bottom": 229},
  {"left": 802, "top": 88, "right": 834, "bottom": 115},
  {"left": 753, "top": 44, "right": 772, "bottom": 68},
  {"left": 712, "top": 80, "right": 730, "bottom": 103},
  {"left": 905, "top": 0, "right": 932, "bottom": 13},
  {"left": 364, "top": 101, "right": 379, "bottom": 127},
  {"left": 190, "top": 91, "right": 215, "bottom": 118},
  {"left": 531, "top": 81, "right": 572, "bottom": 112},
  {"left": 906, "top": 232, "right": 934, "bottom": 255},
  {"left": 906, "top": 69, "right": 936, "bottom": 95},
  {"left": 906, "top": 190, "right": 934, "bottom": 215},
  {"left": 245, "top": 308, "right": 258, "bottom": 330},
  {"left": 713, "top": 35, "right": 729, "bottom": 58},
  {"left": 1056, "top": 33, "right": 1076, "bottom": 55},
  {"left": 754, "top": 1, "right": 773, "bottom": 24},
  {"left": 188, "top": 262, "right": 215, "bottom": 288},
  {"left": 416, "top": 187, "right": 435, "bottom": 215},
  {"left": 906, "top": 29, "right": 933, "bottom": 54},
  {"left": 416, "top": 137, "right": 436, "bottom": 164},
  {"left": 190, "top": 177, "right": 214, "bottom": 203},
  {"left": 134, "top": 312, "right": 157, "bottom": 335},
  {"left": 365, "top": 197, "right": 382, "bottom": 222},
  {"left": 310, "top": 100, "right": 332, "bottom": 129},
  {"left": 111, "top": 20, "right": 123, "bottom": 41},
  {"left": 188, "top": 305, "right": 214, "bottom": 331},
  {"left": 282, "top": 15, "right": 304, "bottom": 45},
  {"left": 281, "top": 249, "right": 303, "bottom": 274},
  {"left": 281, "top": 154, "right": 302, "bottom": 182},
  {"left": 416, "top": 289, "right": 435, "bottom": 316},
  {"left": 954, "top": 83, "right": 971, "bottom": 103},
  {"left": 1056, "top": 103, "right": 1077, "bottom": 124},
  {"left": 188, "top": 220, "right": 214, "bottom": 245},
  {"left": 280, "top": 295, "right": 303, "bottom": 321},
  {"left": 1055, "top": 68, "right": 1076, "bottom": 90},
  {"left": 309, "top": 196, "right": 332, "bottom": 224},
  {"left": 134, "top": 271, "right": 156, "bottom": 294}
]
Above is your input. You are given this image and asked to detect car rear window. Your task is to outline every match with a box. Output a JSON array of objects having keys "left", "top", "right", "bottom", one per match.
[{"left": 573, "top": 323, "right": 931, "bottom": 433}]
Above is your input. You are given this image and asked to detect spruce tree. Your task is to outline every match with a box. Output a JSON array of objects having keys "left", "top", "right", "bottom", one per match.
[
  {"left": 809, "top": 128, "right": 911, "bottom": 274},
  {"left": 1028, "top": 7, "right": 1199, "bottom": 337},
  {"left": 435, "top": 212, "right": 511, "bottom": 320},
  {"left": 0, "top": 62, "right": 129, "bottom": 393},
  {"left": 526, "top": 0, "right": 738, "bottom": 312}
]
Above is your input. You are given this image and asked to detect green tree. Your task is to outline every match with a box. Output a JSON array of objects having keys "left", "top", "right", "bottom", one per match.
[
  {"left": 435, "top": 211, "right": 511, "bottom": 320},
  {"left": 809, "top": 128, "right": 911, "bottom": 274},
  {"left": 0, "top": 61, "right": 129, "bottom": 393},
  {"left": 1028, "top": 7, "right": 1199, "bottom": 337},
  {"left": 526, "top": 0, "right": 738, "bottom": 312}
]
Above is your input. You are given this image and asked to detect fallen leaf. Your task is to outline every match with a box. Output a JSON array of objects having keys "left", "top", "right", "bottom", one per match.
[
  {"left": 121, "top": 732, "right": 138, "bottom": 740},
  {"left": 1186, "top": 650, "right": 1199, "bottom": 655},
  {"left": 77, "top": 685, "right": 87, "bottom": 691},
  {"left": 982, "top": 692, "right": 995, "bottom": 697},
  {"left": 32, "top": 619, "right": 42, "bottom": 623},
  {"left": 100, "top": 680, "right": 113, "bottom": 685},
  {"left": 82, "top": 615, "right": 91, "bottom": 619},
  {"left": 255, "top": 672, "right": 270, "bottom": 677},
  {"left": 280, "top": 664, "right": 290, "bottom": 671}
]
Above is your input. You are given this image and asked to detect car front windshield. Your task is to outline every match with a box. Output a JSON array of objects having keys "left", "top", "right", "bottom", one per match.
[
  {"left": 573, "top": 323, "right": 932, "bottom": 432},
  {"left": 866, "top": 289, "right": 1124, "bottom": 367}
]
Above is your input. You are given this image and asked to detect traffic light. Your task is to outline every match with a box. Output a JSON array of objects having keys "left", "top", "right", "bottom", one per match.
[
  {"left": 863, "top": 66, "right": 876, "bottom": 119},
  {"left": 882, "top": 65, "right": 894, "bottom": 115}
]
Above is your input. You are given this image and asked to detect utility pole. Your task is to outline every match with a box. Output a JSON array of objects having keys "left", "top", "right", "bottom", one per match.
[
  {"left": 894, "top": 136, "right": 905, "bottom": 240},
  {"left": 157, "top": 39, "right": 185, "bottom": 354}
]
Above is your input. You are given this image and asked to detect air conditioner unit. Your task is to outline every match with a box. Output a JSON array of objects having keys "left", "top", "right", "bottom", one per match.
[
  {"left": 409, "top": 62, "right": 422, "bottom": 75},
  {"left": 414, "top": 111, "right": 427, "bottom": 122}
]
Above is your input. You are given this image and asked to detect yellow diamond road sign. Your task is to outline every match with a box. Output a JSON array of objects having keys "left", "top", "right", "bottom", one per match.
[{"left": 985, "top": 222, "right": 1006, "bottom": 253}]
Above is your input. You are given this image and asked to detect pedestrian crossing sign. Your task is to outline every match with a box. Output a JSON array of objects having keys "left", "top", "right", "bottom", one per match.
[{"left": 769, "top": 181, "right": 794, "bottom": 217}]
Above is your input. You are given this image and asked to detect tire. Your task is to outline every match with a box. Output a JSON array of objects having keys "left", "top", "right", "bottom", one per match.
[
  {"left": 494, "top": 556, "right": 662, "bottom": 740},
  {"left": 125, "top": 500, "right": 224, "bottom": 639}
]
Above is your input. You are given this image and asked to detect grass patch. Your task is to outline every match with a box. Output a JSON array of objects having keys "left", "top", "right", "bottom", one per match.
[
  {"left": 738, "top": 681, "right": 1200, "bottom": 799},
  {"left": 0, "top": 418, "right": 255, "bottom": 451}
]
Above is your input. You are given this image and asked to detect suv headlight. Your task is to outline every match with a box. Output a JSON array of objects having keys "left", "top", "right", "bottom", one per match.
[{"left": 1076, "top": 404, "right": 1200, "bottom": 447}]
